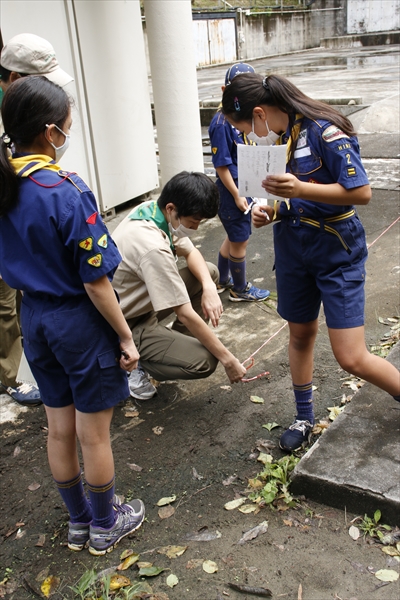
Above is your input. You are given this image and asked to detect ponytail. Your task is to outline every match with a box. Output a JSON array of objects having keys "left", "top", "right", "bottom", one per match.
[{"left": 0, "top": 134, "right": 19, "bottom": 217}]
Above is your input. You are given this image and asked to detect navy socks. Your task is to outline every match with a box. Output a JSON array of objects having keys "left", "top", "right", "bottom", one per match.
[
  {"left": 87, "top": 476, "right": 115, "bottom": 529},
  {"left": 54, "top": 472, "right": 92, "bottom": 524},
  {"left": 293, "top": 382, "right": 314, "bottom": 423},
  {"left": 217, "top": 252, "right": 230, "bottom": 283},
  {"left": 229, "top": 254, "right": 246, "bottom": 292}
]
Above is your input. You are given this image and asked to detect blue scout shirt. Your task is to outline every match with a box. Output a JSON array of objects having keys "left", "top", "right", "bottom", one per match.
[
  {"left": 0, "top": 155, "right": 121, "bottom": 297},
  {"left": 278, "top": 116, "right": 370, "bottom": 219},
  {"left": 209, "top": 110, "right": 252, "bottom": 183}
]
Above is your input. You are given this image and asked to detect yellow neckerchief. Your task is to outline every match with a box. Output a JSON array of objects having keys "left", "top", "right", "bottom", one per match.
[
  {"left": 273, "top": 113, "right": 304, "bottom": 213},
  {"left": 9, "top": 154, "right": 60, "bottom": 177}
]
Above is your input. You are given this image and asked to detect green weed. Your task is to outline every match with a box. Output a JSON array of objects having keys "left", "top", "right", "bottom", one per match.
[{"left": 249, "top": 454, "right": 300, "bottom": 507}]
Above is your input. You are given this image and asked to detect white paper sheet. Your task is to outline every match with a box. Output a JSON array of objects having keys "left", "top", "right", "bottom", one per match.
[{"left": 238, "top": 144, "right": 287, "bottom": 200}]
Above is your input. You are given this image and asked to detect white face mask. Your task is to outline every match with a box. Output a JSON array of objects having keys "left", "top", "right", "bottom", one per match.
[
  {"left": 168, "top": 212, "right": 196, "bottom": 239},
  {"left": 247, "top": 117, "right": 280, "bottom": 146},
  {"left": 46, "top": 123, "right": 70, "bottom": 162}
]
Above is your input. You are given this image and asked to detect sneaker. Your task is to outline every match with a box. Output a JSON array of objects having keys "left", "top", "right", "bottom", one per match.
[
  {"left": 68, "top": 521, "right": 91, "bottom": 552},
  {"left": 0, "top": 382, "right": 42, "bottom": 406},
  {"left": 88, "top": 499, "right": 145, "bottom": 556},
  {"left": 229, "top": 282, "right": 270, "bottom": 302},
  {"left": 217, "top": 276, "right": 234, "bottom": 294},
  {"left": 128, "top": 366, "right": 156, "bottom": 400},
  {"left": 279, "top": 419, "right": 314, "bottom": 452}
]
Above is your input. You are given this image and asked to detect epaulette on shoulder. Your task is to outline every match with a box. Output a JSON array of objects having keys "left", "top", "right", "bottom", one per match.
[{"left": 57, "top": 170, "right": 86, "bottom": 193}]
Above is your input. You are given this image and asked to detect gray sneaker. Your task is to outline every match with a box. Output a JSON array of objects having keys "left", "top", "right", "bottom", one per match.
[
  {"left": 128, "top": 367, "right": 156, "bottom": 400},
  {"left": 88, "top": 499, "right": 145, "bottom": 556},
  {"left": 68, "top": 521, "right": 91, "bottom": 552}
]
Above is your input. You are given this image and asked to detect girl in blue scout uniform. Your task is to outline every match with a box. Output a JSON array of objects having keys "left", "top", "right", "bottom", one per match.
[
  {"left": 208, "top": 63, "right": 270, "bottom": 302},
  {"left": 0, "top": 76, "right": 145, "bottom": 555},
  {"left": 221, "top": 73, "right": 400, "bottom": 451}
]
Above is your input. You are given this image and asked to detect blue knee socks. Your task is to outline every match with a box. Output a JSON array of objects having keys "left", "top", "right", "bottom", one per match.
[
  {"left": 229, "top": 254, "right": 246, "bottom": 292},
  {"left": 87, "top": 476, "right": 116, "bottom": 529},
  {"left": 293, "top": 382, "right": 314, "bottom": 423},
  {"left": 54, "top": 472, "right": 92, "bottom": 524},
  {"left": 217, "top": 253, "right": 230, "bottom": 283}
]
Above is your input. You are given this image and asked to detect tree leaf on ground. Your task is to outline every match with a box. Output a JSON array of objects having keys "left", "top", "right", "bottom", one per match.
[
  {"left": 192, "top": 467, "right": 204, "bottom": 480},
  {"left": 117, "top": 552, "right": 140, "bottom": 570},
  {"left": 237, "top": 521, "right": 268, "bottom": 545},
  {"left": 124, "top": 410, "right": 139, "bottom": 418},
  {"left": 248, "top": 478, "right": 264, "bottom": 490},
  {"left": 35, "top": 534, "right": 45, "bottom": 547},
  {"left": 137, "top": 562, "right": 153, "bottom": 569},
  {"left": 349, "top": 525, "right": 361, "bottom": 540},
  {"left": 109, "top": 574, "right": 131, "bottom": 590},
  {"left": 157, "top": 545, "right": 187, "bottom": 558},
  {"left": 375, "top": 569, "right": 399, "bottom": 582},
  {"left": 256, "top": 439, "right": 276, "bottom": 451},
  {"left": 127, "top": 463, "right": 142, "bottom": 471},
  {"left": 15, "top": 529, "right": 26, "bottom": 540},
  {"left": 157, "top": 495, "right": 177, "bottom": 506},
  {"left": 184, "top": 530, "right": 222, "bottom": 541},
  {"left": 222, "top": 475, "right": 237, "bottom": 486},
  {"left": 138, "top": 566, "right": 166, "bottom": 577},
  {"left": 28, "top": 482, "right": 40, "bottom": 491},
  {"left": 202, "top": 560, "right": 218, "bottom": 573},
  {"left": 257, "top": 453, "right": 273, "bottom": 465},
  {"left": 186, "top": 559, "right": 203, "bottom": 569},
  {"left": 238, "top": 504, "right": 258, "bottom": 514},
  {"left": 224, "top": 498, "right": 246, "bottom": 510},
  {"left": 262, "top": 422, "right": 279, "bottom": 431},
  {"left": 40, "top": 576, "right": 60, "bottom": 598},
  {"left": 327, "top": 405, "right": 345, "bottom": 421},
  {"left": 13, "top": 446, "right": 21, "bottom": 457},
  {"left": 120, "top": 548, "right": 134, "bottom": 559},
  {"left": 166, "top": 573, "right": 179, "bottom": 588},
  {"left": 220, "top": 385, "right": 232, "bottom": 391},
  {"left": 382, "top": 546, "right": 400, "bottom": 556},
  {"left": 152, "top": 426, "right": 164, "bottom": 435},
  {"left": 158, "top": 505, "right": 175, "bottom": 519},
  {"left": 250, "top": 395, "right": 264, "bottom": 404}
]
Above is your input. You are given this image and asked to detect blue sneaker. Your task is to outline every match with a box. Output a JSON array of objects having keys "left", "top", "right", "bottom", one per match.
[
  {"left": 89, "top": 499, "right": 145, "bottom": 556},
  {"left": 217, "top": 276, "right": 234, "bottom": 294},
  {"left": 279, "top": 419, "right": 314, "bottom": 452},
  {"left": 229, "top": 282, "right": 270, "bottom": 302},
  {"left": 0, "top": 382, "right": 42, "bottom": 406}
]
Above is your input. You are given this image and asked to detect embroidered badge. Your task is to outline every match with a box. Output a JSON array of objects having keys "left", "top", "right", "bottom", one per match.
[
  {"left": 79, "top": 237, "right": 93, "bottom": 251},
  {"left": 347, "top": 167, "right": 357, "bottom": 176},
  {"left": 86, "top": 211, "right": 98, "bottom": 225},
  {"left": 212, "top": 147, "right": 218, "bottom": 154},
  {"left": 322, "top": 125, "right": 349, "bottom": 143},
  {"left": 87, "top": 253, "right": 102, "bottom": 267},
  {"left": 97, "top": 234, "right": 108, "bottom": 248},
  {"left": 297, "top": 129, "right": 307, "bottom": 149}
]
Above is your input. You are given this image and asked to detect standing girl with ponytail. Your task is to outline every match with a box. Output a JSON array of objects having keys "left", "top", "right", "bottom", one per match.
[
  {"left": 0, "top": 76, "right": 145, "bottom": 555},
  {"left": 222, "top": 73, "right": 400, "bottom": 451}
]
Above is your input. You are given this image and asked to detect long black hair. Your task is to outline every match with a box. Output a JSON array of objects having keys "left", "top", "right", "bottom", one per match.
[
  {"left": 0, "top": 76, "right": 71, "bottom": 216},
  {"left": 221, "top": 73, "right": 357, "bottom": 165}
]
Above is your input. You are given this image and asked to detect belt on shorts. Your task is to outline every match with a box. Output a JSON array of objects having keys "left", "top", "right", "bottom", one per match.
[{"left": 299, "top": 209, "right": 356, "bottom": 254}]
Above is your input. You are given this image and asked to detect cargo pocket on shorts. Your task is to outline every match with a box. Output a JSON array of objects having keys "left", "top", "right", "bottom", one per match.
[
  {"left": 342, "top": 265, "right": 366, "bottom": 319},
  {"left": 98, "top": 347, "right": 124, "bottom": 401}
]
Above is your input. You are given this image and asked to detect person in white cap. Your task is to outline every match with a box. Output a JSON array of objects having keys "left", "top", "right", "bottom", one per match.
[{"left": 0, "top": 33, "right": 73, "bottom": 407}]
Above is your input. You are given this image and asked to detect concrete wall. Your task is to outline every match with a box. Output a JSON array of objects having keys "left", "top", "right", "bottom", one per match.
[{"left": 347, "top": 0, "right": 400, "bottom": 34}]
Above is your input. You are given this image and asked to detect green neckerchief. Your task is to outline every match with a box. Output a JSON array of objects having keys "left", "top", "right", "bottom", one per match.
[{"left": 128, "top": 200, "right": 174, "bottom": 251}]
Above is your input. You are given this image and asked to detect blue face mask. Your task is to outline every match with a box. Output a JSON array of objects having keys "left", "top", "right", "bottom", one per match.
[{"left": 46, "top": 123, "right": 70, "bottom": 162}]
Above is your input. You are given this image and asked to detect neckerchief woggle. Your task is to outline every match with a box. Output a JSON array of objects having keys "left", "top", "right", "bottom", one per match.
[{"left": 128, "top": 200, "right": 174, "bottom": 252}]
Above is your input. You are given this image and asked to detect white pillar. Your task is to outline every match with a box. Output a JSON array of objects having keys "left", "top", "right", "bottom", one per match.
[{"left": 143, "top": 0, "right": 204, "bottom": 186}]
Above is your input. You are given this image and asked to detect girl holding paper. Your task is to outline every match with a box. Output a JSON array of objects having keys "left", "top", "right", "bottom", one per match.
[{"left": 221, "top": 73, "right": 400, "bottom": 452}]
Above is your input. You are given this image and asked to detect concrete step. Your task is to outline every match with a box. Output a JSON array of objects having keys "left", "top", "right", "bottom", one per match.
[
  {"left": 321, "top": 30, "right": 400, "bottom": 49},
  {"left": 291, "top": 342, "right": 400, "bottom": 526}
]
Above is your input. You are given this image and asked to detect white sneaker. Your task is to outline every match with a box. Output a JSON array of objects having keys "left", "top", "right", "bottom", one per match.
[{"left": 128, "top": 367, "right": 157, "bottom": 400}]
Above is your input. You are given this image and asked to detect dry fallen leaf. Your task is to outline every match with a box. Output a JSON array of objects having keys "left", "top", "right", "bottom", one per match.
[
  {"left": 382, "top": 546, "right": 400, "bottom": 556},
  {"left": 224, "top": 498, "right": 246, "bottom": 510},
  {"left": 238, "top": 504, "right": 258, "bottom": 514},
  {"left": 157, "top": 495, "right": 177, "bottom": 506},
  {"left": 222, "top": 475, "right": 237, "bottom": 486},
  {"left": 127, "top": 463, "right": 143, "bottom": 472},
  {"left": 40, "top": 576, "right": 60, "bottom": 598},
  {"left": 152, "top": 426, "right": 164, "bottom": 435},
  {"left": 202, "top": 560, "right": 218, "bottom": 573},
  {"left": 15, "top": 528, "right": 26, "bottom": 540},
  {"left": 250, "top": 395, "right": 264, "bottom": 404},
  {"left": 257, "top": 453, "right": 273, "bottom": 465},
  {"left": 158, "top": 505, "right": 175, "bottom": 519},
  {"left": 35, "top": 534, "right": 46, "bottom": 547},
  {"left": 166, "top": 573, "right": 179, "bottom": 588},
  {"left": 124, "top": 410, "right": 139, "bottom": 418},
  {"left": 348, "top": 525, "right": 361, "bottom": 540},
  {"left": 109, "top": 574, "right": 131, "bottom": 590},
  {"left": 375, "top": 569, "right": 399, "bottom": 582},
  {"left": 238, "top": 521, "right": 268, "bottom": 545},
  {"left": 28, "top": 482, "right": 40, "bottom": 492},
  {"left": 13, "top": 446, "right": 21, "bottom": 457},
  {"left": 117, "top": 553, "right": 140, "bottom": 570},
  {"left": 157, "top": 545, "right": 187, "bottom": 558},
  {"left": 192, "top": 467, "right": 204, "bottom": 480},
  {"left": 186, "top": 559, "right": 203, "bottom": 569}
]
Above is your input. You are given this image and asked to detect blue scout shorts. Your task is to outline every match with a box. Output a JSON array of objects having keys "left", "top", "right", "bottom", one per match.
[
  {"left": 21, "top": 294, "right": 129, "bottom": 412},
  {"left": 274, "top": 214, "right": 368, "bottom": 329},
  {"left": 216, "top": 180, "right": 252, "bottom": 243}
]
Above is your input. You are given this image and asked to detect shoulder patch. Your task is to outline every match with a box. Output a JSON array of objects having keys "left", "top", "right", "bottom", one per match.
[
  {"left": 212, "top": 147, "right": 218, "bottom": 155},
  {"left": 86, "top": 212, "right": 98, "bottom": 225},
  {"left": 322, "top": 125, "right": 350, "bottom": 143},
  {"left": 79, "top": 237, "right": 93, "bottom": 251},
  {"left": 97, "top": 234, "right": 108, "bottom": 248},
  {"left": 87, "top": 253, "right": 102, "bottom": 267},
  {"left": 347, "top": 167, "right": 357, "bottom": 177}
]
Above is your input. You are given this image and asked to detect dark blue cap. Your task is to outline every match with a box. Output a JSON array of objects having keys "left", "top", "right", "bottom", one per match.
[{"left": 225, "top": 62, "right": 255, "bottom": 86}]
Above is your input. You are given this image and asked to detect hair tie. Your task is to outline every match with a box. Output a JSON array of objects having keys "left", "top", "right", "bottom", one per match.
[
  {"left": 234, "top": 96, "right": 241, "bottom": 112},
  {"left": 262, "top": 77, "right": 269, "bottom": 90},
  {"left": 1, "top": 133, "right": 12, "bottom": 147}
]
